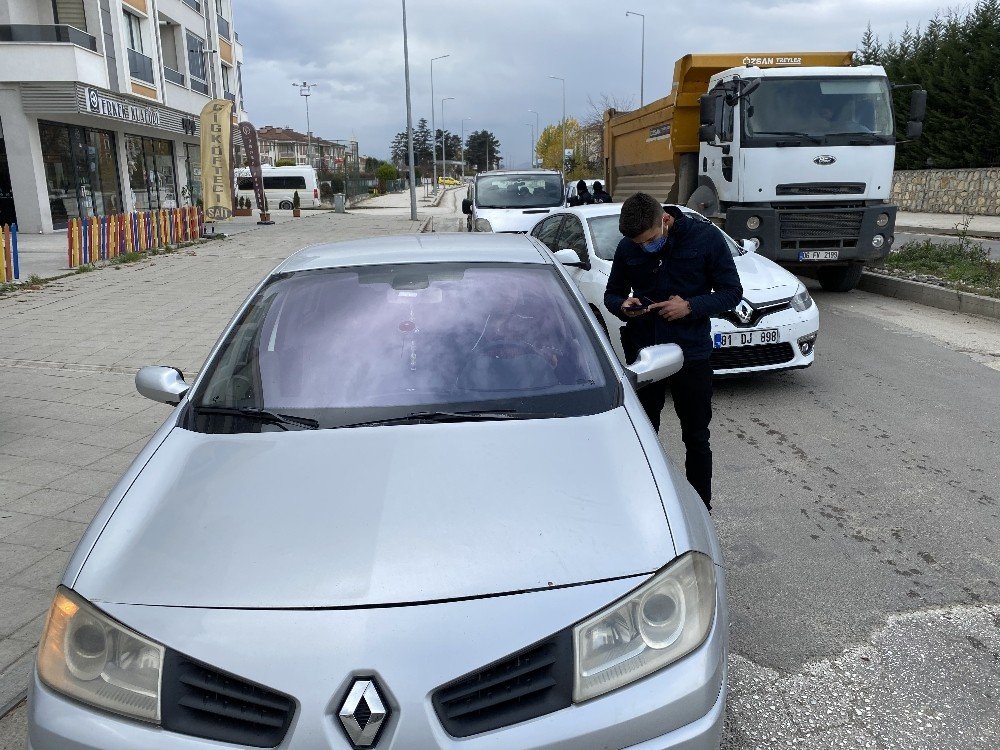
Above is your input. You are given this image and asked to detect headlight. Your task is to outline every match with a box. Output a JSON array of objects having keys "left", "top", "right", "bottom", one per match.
[
  {"left": 872, "top": 234, "right": 885, "bottom": 249},
  {"left": 573, "top": 552, "right": 716, "bottom": 702},
  {"left": 37, "top": 587, "right": 164, "bottom": 723},
  {"left": 746, "top": 215, "right": 761, "bottom": 231},
  {"left": 876, "top": 212, "right": 890, "bottom": 227},
  {"left": 474, "top": 218, "right": 493, "bottom": 232},
  {"left": 790, "top": 283, "right": 813, "bottom": 312}
]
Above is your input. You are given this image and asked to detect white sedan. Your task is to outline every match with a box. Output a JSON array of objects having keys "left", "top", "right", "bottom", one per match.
[{"left": 530, "top": 204, "right": 820, "bottom": 375}]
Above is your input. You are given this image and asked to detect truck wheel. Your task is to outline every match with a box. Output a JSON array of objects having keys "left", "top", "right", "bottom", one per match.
[{"left": 817, "top": 263, "right": 864, "bottom": 292}]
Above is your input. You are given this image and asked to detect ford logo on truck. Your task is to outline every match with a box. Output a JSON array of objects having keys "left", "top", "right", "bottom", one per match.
[{"left": 813, "top": 155, "right": 837, "bottom": 166}]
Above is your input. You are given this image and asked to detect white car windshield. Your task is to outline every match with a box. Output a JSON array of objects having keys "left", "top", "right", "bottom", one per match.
[
  {"left": 476, "top": 174, "right": 564, "bottom": 209},
  {"left": 191, "top": 263, "right": 616, "bottom": 431},
  {"left": 586, "top": 214, "right": 742, "bottom": 261}
]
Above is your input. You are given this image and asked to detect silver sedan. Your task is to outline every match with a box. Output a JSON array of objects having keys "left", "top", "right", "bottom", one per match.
[{"left": 28, "top": 233, "right": 728, "bottom": 749}]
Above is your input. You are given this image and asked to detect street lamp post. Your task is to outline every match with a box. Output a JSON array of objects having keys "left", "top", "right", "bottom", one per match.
[
  {"left": 440, "top": 96, "right": 454, "bottom": 181},
  {"left": 401, "top": 0, "right": 417, "bottom": 221},
  {"left": 525, "top": 123, "right": 534, "bottom": 169},
  {"left": 461, "top": 116, "right": 471, "bottom": 180},
  {"left": 292, "top": 81, "right": 317, "bottom": 168},
  {"left": 626, "top": 10, "right": 645, "bottom": 107},
  {"left": 528, "top": 109, "right": 540, "bottom": 167},
  {"left": 548, "top": 75, "right": 566, "bottom": 175},
  {"left": 430, "top": 54, "right": 449, "bottom": 193}
]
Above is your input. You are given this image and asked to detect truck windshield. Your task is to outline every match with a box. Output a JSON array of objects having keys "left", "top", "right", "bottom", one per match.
[
  {"left": 476, "top": 174, "right": 564, "bottom": 209},
  {"left": 742, "top": 77, "right": 894, "bottom": 143}
]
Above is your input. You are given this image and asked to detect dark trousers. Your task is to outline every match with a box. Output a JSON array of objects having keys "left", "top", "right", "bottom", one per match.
[{"left": 635, "top": 359, "right": 714, "bottom": 508}]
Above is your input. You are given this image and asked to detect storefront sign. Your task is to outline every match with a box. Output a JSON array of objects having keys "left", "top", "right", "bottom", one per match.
[
  {"left": 86, "top": 87, "right": 162, "bottom": 127},
  {"left": 200, "top": 99, "right": 234, "bottom": 221},
  {"left": 238, "top": 121, "right": 266, "bottom": 213}
]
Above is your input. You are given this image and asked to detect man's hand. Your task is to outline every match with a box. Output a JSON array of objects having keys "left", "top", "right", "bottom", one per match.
[
  {"left": 649, "top": 295, "right": 691, "bottom": 321},
  {"left": 621, "top": 297, "right": 649, "bottom": 318}
]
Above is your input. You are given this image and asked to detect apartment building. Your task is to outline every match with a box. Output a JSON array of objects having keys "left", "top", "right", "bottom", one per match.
[
  {"left": 254, "top": 125, "right": 360, "bottom": 175},
  {"left": 0, "top": 0, "right": 248, "bottom": 232}
]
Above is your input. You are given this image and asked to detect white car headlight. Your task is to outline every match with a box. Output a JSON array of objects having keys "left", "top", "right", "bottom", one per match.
[
  {"left": 790, "top": 283, "right": 814, "bottom": 312},
  {"left": 573, "top": 552, "right": 716, "bottom": 702},
  {"left": 474, "top": 218, "right": 493, "bottom": 232},
  {"left": 37, "top": 587, "right": 164, "bottom": 723}
]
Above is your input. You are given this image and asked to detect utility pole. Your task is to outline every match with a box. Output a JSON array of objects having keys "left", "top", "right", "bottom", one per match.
[
  {"left": 525, "top": 123, "right": 534, "bottom": 169},
  {"left": 401, "top": 0, "right": 417, "bottom": 221},
  {"left": 626, "top": 11, "right": 645, "bottom": 107},
  {"left": 461, "top": 116, "right": 471, "bottom": 180},
  {"left": 440, "top": 96, "right": 454, "bottom": 181},
  {"left": 292, "top": 81, "right": 317, "bottom": 167},
  {"left": 548, "top": 75, "right": 566, "bottom": 175},
  {"left": 528, "top": 109, "right": 539, "bottom": 167},
  {"left": 430, "top": 54, "right": 449, "bottom": 193}
]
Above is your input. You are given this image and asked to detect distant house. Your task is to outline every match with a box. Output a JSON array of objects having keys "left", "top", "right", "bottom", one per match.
[{"left": 255, "top": 126, "right": 358, "bottom": 174}]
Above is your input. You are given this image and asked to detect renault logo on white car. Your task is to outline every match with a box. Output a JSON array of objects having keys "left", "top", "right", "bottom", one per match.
[
  {"left": 813, "top": 155, "right": 837, "bottom": 165},
  {"left": 734, "top": 300, "right": 755, "bottom": 324},
  {"left": 338, "top": 678, "right": 389, "bottom": 748}
]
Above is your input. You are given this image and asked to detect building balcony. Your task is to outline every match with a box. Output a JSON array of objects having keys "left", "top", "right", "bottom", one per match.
[
  {"left": 216, "top": 15, "right": 230, "bottom": 40},
  {"left": 127, "top": 47, "right": 155, "bottom": 85},
  {"left": 224, "top": 91, "right": 236, "bottom": 102},
  {"left": 0, "top": 24, "right": 107, "bottom": 86},
  {"left": 190, "top": 77, "right": 209, "bottom": 95},
  {"left": 163, "top": 66, "right": 185, "bottom": 86},
  {"left": 181, "top": 0, "right": 202, "bottom": 12}
]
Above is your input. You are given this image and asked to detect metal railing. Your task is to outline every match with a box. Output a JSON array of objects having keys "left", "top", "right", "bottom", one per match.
[
  {"left": 163, "top": 66, "right": 185, "bottom": 86},
  {"left": 190, "top": 77, "right": 209, "bottom": 95},
  {"left": 0, "top": 24, "right": 97, "bottom": 51},
  {"left": 127, "top": 48, "right": 155, "bottom": 85},
  {"left": 216, "top": 14, "right": 230, "bottom": 40}
]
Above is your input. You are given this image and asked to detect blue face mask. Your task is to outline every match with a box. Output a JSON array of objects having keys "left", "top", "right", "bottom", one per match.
[{"left": 641, "top": 235, "right": 667, "bottom": 254}]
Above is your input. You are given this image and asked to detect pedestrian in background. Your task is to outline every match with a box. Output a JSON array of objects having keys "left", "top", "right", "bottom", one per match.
[
  {"left": 569, "top": 180, "right": 595, "bottom": 207},
  {"left": 593, "top": 181, "right": 612, "bottom": 203},
  {"left": 603, "top": 193, "right": 742, "bottom": 511}
]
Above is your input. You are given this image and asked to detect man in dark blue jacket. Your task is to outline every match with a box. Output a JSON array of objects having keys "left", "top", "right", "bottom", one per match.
[{"left": 604, "top": 193, "right": 742, "bottom": 509}]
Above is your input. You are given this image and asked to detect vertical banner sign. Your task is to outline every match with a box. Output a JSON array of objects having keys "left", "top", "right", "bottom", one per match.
[
  {"left": 238, "top": 121, "right": 267, "bottom": 212},
  {"left": 200, "top": 99, "right": 235, "bottom": 221}
]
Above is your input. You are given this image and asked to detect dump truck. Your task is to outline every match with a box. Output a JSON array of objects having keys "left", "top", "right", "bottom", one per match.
[{"left": 603, "top": 52, "right": 926, "bottom": 291}]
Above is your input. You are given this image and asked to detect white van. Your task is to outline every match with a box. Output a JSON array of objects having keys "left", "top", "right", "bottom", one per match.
[
  {"left": 461, "top": 169, "right": 565, "bottom": 233},
  {"left": 235, "top": 166, "right": 321, "bottom": 210}
]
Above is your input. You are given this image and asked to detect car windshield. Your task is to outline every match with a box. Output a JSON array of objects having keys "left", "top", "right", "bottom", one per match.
[
  {"left": 587, "top": 214, "right": 741, "bottom": 261},
  {"left": 476, "top": 174, "right": 564, "bottom": 209},
  {"left": 190, "top": 263, "right": 617, "bottom": 432},
  {"left": 743, "top": 77, "right": 894, "bottom": 140}
]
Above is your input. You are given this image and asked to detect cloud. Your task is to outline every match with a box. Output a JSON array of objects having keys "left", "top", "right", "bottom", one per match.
[{"left": 234, "top": 0, "right": 946, "bottom": 165}]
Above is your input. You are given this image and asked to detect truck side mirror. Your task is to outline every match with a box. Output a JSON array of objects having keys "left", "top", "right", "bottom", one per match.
[
  {"left": 699, "top": 94, "right": 716, "bottom": 126},
  {"left": 461, "top": 198, "right": 472, "bottom": 215},
  {"left": 909, "top": 89, "right": 927, "bottom": 122},
  {"left": 699, "top": 124, "right": 718, "bottom": 143},
  {"left": 906, "top": 121, "right": 923, "bottom": 139}
]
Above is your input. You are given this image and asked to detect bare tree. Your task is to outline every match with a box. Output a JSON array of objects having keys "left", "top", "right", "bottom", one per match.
[{"left": 582, "top": 93, "right": 636, "bottom": 176}]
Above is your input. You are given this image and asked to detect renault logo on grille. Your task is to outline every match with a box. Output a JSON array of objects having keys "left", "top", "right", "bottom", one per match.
[
  {"left": 734, "top": 300, "right": 755, "bottom": 324},
  {"left": 338, "top": 678, "right": 389, "bottom": 748},
  {"left": 813, "top": 155, "right": 837, "bottom": 165}
]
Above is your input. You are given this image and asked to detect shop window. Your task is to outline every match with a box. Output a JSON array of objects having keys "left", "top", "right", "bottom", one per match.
[
  {"left": 39, "top": 121, "right": 121, "bottom": 229},
  {"left": 126, "top": 135, "right": 178, "bottom": 211}
]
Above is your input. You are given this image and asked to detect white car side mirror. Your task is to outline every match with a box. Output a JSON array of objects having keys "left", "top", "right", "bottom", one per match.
[
  {"left": 741, "top": 239, "right": 757, "bottom": 254},
  {"left": 626, "top": 344, "right": 684, "bottom": 388},
  {"left": 136, "top": 366, "right": 190, "bottom": 405},
  {"left": 552, "top": 249, "right": 588, "bottom": 268}
]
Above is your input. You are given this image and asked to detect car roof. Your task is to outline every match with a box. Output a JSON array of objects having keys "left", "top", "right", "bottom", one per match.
[
  {"left": 275, "top": 233, "right": 551, "bottom": 273},
  {"left": 477, "top": 169, "right": 562, "bottom": 177},
  {"left": 546, "top": 203, "right": 702, "bottom": 219}
]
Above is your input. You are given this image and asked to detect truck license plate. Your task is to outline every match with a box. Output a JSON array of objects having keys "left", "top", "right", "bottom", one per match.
[
  {"left": 714, "top": 329, "right": 779, "bottom": 349},
  {"left": 798, "top": 250, "right": 840, "bottom": 261}
]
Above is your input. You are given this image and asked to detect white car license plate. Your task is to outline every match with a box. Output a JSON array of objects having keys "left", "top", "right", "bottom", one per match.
[
  {"left": 798, "top": 250, "right": 840, "bottom": 261},
  {"left": 714, "top": 329, "right": 779, "bottom": 349}
]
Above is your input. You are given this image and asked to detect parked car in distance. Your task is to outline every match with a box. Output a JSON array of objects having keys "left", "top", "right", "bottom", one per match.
[
  {"left": 28, "top": 233, "right": 728, "bottom": 750},
  {"left": 235, "top": 165, "right": 321, "bottom": 210},
  {"left": 532, "top": 204, "right": 820, "bottom": 375},
  {"left": 462, "top": 169, "right": 565, "bottom": 233}
]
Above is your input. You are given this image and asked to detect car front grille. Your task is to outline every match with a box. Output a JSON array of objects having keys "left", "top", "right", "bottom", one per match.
[
  {"left": 715, "top": 301, "right": 791, "bottom": 328},
  {"left": 711, "top": 342, "right": 795, "bottom": 370},
  {"left": 161, "top": 650, "right": 295, "bottom": 748},
  {"left": 776, "top": 182, "right": 866, "bottom": 196},
  {"left": 432, "top": 630, "right": 574, "bottom": 737},
  {"left": 778, "top": 210, "right": 863, "bottom": 240}
]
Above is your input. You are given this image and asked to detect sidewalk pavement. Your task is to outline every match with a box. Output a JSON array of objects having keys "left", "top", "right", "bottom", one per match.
[
  {"left": 0, "top": 209, "right": 424, "bottom": 713},
  {"left": 896, "top": 211, "right": 1000, "bottom": 239}
]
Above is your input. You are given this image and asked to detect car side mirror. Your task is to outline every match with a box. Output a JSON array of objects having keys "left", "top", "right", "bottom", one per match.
[
  {"left": 699, "top": 94, "right": 716, "bottom": 126},
  {"left": 552, "top": 248, "right": 589, "bottom": 269},
  {"left": 906, "top": 121, "right": 923, "bottom": 139},
  {"left": 461, "top": 198, "right": 472, "bottom": 215},
  {"left": 741, "top": 239, "right": 757, "bottom": 254},
  {"left": 909, "top": 89, "right": 927, "bottom": 122},
  {"left": 626, "top": 344, "right": 684, "bottom": 389},
  {"left": 698, "top": 124, "right": 718, "bottom": 143},
  {"left": 136, "top": 366, "right": 190, "bottom": 405}
]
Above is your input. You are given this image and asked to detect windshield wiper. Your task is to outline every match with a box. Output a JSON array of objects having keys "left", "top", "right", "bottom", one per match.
[
  {"left": 336, "top": 409, "right": 559, "bottom": 429},
  {"left": 752, "top": 131, "right": 822, "bottom": 144},
  {"left": 825, "top": 131, "right": 890, "bottom": 144},
  {"left": 193, "top": 405, "right": 319, "bottom": 430}
]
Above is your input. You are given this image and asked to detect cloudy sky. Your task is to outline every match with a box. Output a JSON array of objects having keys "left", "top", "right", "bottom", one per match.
[{"left": 235, "top": 0, "right": 946, "bottom": 167}]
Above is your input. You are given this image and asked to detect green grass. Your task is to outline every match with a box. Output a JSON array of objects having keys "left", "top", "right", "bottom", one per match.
[{"left": 879, "top": 238, "right": 1000, "bottom": 298}]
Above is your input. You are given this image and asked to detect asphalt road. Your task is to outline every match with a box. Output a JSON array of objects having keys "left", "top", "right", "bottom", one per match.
[{"left": 896, "top": 231, "right": 1000, "bottom": 259}]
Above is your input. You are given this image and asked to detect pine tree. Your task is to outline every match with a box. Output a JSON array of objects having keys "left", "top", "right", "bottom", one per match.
[
  {"left": 413, "top": 118, "right": 433, "bottom": 169},
  {"left": 464, "top": 130, "right": 501, "bottom": 171}
]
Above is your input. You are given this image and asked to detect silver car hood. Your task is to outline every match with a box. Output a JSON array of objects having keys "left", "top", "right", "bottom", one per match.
[
  {"left": 733, "top": 252, "right": 800, "bottom": 301},
  {"left": 75, "top": 407, "right": 675, "bottom": 609}
]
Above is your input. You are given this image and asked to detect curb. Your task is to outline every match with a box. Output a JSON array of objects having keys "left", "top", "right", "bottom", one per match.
[
  {"left": 896, "top": 225, "right": 1000, "bottom": 241},
  {"left": 0, "top": 649, "right": 34, "bottom": 721},
  {"left": 858, "top": 271, "right": 1000, "bottom": 321},
  {"left": 418, "top": 216, "right": 433, "bottom": 233}
]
